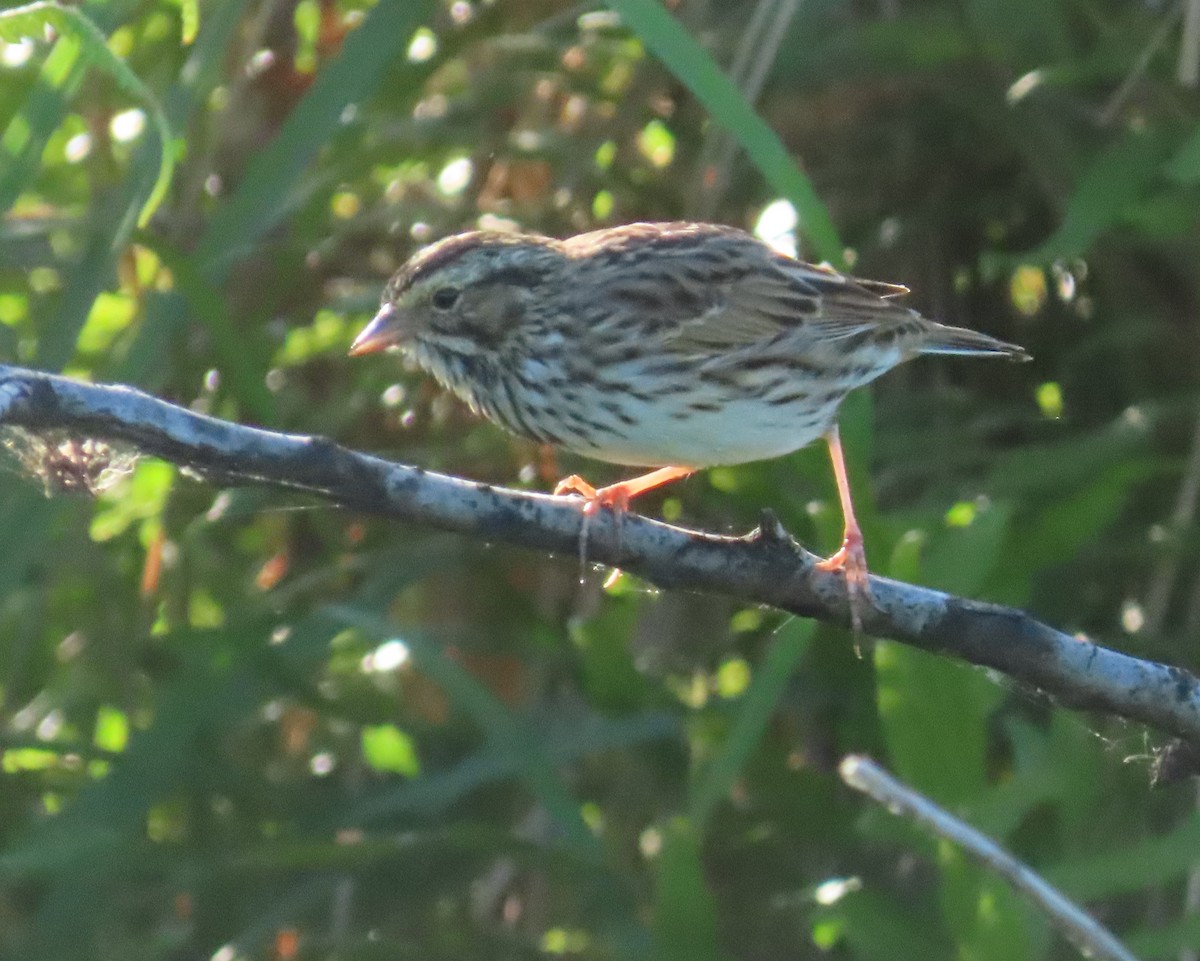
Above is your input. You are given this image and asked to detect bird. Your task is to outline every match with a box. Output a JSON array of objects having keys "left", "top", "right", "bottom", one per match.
[{"left": 349, "top": 221, "right": 1029, "bottom": 624}]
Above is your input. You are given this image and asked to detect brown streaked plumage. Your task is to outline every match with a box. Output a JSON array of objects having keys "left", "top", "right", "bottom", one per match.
[{"left": 350, "top": 221, "right": 1030, "bottom": 625}]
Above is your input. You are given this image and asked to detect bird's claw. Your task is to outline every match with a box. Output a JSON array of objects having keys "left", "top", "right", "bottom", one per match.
[
  {"left": 553, "top": 474, "right": 597, "bottom": 499},
  {"left": 815, "top": 533, "right": 872, "bottom": 634},
  {"left": 553, "top": 475, "right": 632, "bottom": 514}
]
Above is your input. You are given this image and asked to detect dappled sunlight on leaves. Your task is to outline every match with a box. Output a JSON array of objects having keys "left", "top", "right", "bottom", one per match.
[{"left": 1, "top": 0, "right": 1199, "bottom": 958}]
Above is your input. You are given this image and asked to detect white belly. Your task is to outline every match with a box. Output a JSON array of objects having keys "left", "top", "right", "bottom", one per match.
[
  {"left": 565, "top": 393, "right": 841, "bottom": 468},
  {"left": 436, "top": 348, "right": 870, "bottom": 470}
]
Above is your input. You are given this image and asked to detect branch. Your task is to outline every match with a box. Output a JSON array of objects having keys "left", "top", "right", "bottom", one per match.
[
  {"left": 840, "top": 756, "right": 1140, "bottom": 961},
  {"left": 3, "top": 363, "right": 1200, "bottom": 753}
]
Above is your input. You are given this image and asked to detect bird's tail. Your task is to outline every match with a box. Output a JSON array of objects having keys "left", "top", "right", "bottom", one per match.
[{"left": 918, "top": 323, "right": 1031, "bottom": 362}]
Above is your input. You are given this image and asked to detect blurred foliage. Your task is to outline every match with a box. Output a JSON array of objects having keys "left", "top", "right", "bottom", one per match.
[{"left": 2, "top": 0, "right": 1200, "bottom": 959}]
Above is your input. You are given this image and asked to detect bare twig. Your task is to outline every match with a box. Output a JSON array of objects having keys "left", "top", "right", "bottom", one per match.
[
  {"left": 692, "top": 0, "right": 802, "bottom": 219},
  {"left": 840, "top": 756, "right": 1141, "bottom": 961},
  {"left": 3, "top": 364, "right": 1200, "bottom": 753},
  {"left": 1144, "top": 413, "right": 1200, "bottom": 635},
  {"left": 1100, "top": 0, "right": 1184, "bottom": 126}
]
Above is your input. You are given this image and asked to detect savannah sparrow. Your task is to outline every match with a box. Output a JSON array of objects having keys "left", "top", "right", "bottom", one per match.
[{"left": 350, "top": 221, "right": 1029, "bottom": 618}]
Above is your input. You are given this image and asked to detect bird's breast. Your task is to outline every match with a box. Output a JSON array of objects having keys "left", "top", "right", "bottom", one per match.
[
  {"left": 486, "top": 355, "right": 849, "bottom": 467},
  {"left": 417, "top": 337, "right": 901, "bottom": 469}
]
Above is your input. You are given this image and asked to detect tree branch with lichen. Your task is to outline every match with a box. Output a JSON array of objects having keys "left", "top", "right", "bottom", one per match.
[{"left": 3, "top": 362, "right": 1199, "bottom": 763}]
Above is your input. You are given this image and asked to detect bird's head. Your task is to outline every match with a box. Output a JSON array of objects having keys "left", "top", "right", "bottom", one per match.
[{"left": 349, "top": 231, "right": 562, "bottom": 362}]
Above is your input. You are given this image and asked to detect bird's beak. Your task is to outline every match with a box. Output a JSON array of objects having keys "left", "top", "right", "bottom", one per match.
[{"left": 348, "top": 303, "right": 408, "bottom": 356}]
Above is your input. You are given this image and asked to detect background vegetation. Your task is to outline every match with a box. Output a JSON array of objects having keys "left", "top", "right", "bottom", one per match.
[{"left": 2, "top": 0, "right": 1200, "bottom": 958}]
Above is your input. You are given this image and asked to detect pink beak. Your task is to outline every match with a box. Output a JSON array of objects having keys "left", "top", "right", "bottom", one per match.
[{"left": 348, "top": 304, "right": 405, "bottom": 356}]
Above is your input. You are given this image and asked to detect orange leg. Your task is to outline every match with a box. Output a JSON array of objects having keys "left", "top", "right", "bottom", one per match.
[
  {"left": 813, "top": 424, "right": 871, "bottom": 630},
  {"left": 554, "top": 466, "right": 695, "bottom": 515}
]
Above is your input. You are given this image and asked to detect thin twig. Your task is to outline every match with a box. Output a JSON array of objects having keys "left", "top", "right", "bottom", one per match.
[
  {"left": 1144, "top": 413, "right": 1200, "bottom": 635},
  {"left": 727, "top": 0, "right": 778, "bottom": 90},
  {"left": 840, "top": 756, "right": 1141, "bottom": 961},
  {"left": 3, "top": 364, "right": 1200, "bottom": 754},
  {"left": 692, "top": 0, "right": 802, "bottom": 219},
  {"left": 1100, "top": 0, "right": 1184, "bottom": 126}
]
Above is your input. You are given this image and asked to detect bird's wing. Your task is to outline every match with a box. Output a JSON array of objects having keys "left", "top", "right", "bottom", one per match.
[
  {"left": 658, "top": 255, "right": 916, "bottom": 355},
  {"left": 563, "top": 224, "right": 919, "bottom": 355}
]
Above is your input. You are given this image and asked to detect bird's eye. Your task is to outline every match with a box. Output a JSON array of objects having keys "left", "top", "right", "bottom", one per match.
[{"left": 431, "top": 287, "right": 460, "bottom": 310}]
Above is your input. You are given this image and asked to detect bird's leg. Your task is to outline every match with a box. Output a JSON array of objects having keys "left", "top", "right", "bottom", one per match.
[
  {"left": 813, "top": 425, "right": 871, "bottom": 632},
  {"left": 554, "top": 466, "right": 695, "bottom": 515},
  {"left": 556, "top": 466, "right": 695, "bottom": 591}
]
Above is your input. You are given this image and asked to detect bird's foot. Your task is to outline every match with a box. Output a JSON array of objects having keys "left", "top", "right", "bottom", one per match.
[
  {"left": 815, "top": 530, "right": 872, "bottom": 635},
  {"left": 554, "top": 475, "right": 631, "bottom": 588},
  {"left": 555, "top": 467, "right": 694, "bottom": 587},
  {"left": 554, "top": 466, "right": 694, "bottom": 515},
  {"left": 553, "top": 475, "right": 631, "bottom": 515}
]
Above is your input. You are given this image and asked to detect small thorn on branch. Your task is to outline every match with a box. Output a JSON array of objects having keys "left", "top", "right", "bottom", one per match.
[
  {"left": 751, "top": 507, "right": 792, "bottom": 546},
  {"left": 749, "top": 508, "right": 819, "bottom": 568}
]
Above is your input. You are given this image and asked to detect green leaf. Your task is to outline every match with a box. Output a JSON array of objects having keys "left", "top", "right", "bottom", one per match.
[
  {"left": 875, "top": 643, "right": 996, "bottom": 806},
  {"left": 361, "top": 724, "right": 421, "bottom": 777},
  {"left": 877, "top": 502, "right": 1023, "bottom": 961},
  {"left": 0, "top": 636, "right": 267, "bottom": 875},
  {"left": 195, "top": 0, "right": 437, "bottom": 280},
  {"left": 878, "top": 502, "right": 1010, "bottom": 804},
  {"left": 921, "top": 499, "right": 1013, "bottom": 599},
  {"left": 570, "top": 594, "right": 651, "bottom": 711},
  {"left": 1164, "top": 125, "right": 1200, "bottom": 184},
  {"left": 1125, "top": 911, "right": 1200, "bottom": 959},
  {"left": 652, "top": 818, "right": 728, "bottom": 961},
  {"left": 179, "top": 0, "right": 199, "bottom": 45},
  {"left": 136, "top": 233, "right": 276, "bottom": 422},
  {"left": 38, "top": 183, "right": 150, "bottom": 372},
  {"left": 0, "top": 2, "right": 176, "bottom": 228},
  {"left": 689, "top": 619, "right": 812, "bottom": 829},
  {"left": 939, "top": 848, "right": 1044, "bottom": 961},
  {"left": 1030, "top": 131, "right": 1166, "bottom": 261},
  {"left": 1046, "top": 814, "right": 1200, "bottom": 899},
  {"left": 342, "top": 711, "right": 679, "bottom": 827},
  {"left": 327, "top": 607, "right": 596, "bottom": 854},
  {"left": 0, "top": 33, "right": 86, "bottom": 216},
  {"left": 92, "top": 706, "right": 129, "bottom": 753},
  {"left": 966, "top": 716, "right": 1101, "bottom": 840},
  {"left": 991, "top": 460, "right": 1148, "bottom": 603},
  {"left": 89, "top": 458, "right": 175, "bottom": 542},
  {"left": 817, "top": 889, "right": 954, "bottom": 961},
  {"left": 0, "top": 489, "right": 65, "bottom": 599}
]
